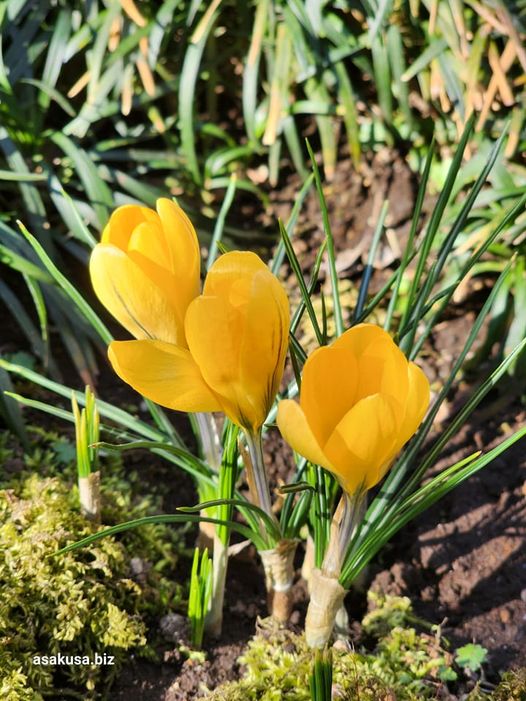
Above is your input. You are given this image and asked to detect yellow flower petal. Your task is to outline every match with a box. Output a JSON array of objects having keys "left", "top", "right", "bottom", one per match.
[
  {"left": 128, "top": 220, "right": 170, "bottom": 268},
  {"left": 277, "top": 400, "right": 331, "bottom": 470},
  {"left": 203, "top": 250, "right": 268, "bottom": 301},
  {"left": 185, "top": 252, "right": 289, "bottom": 430},
  {"left": 90, "top": 244, "right": 184, "bottom": 344},
  {"left": 332, "top": 323, "right": 389, "bottom": 357},
  {"left": 323, "top": 394, "right": 400, "bottom": 493},
  {"left": 156, "top": 198, "right": 201, "bottom": 289},
  {"left": 372, "top": 363, "right": 430, "bottom": 485},
  {"left": 240, "top": 268, "right": 289, "bottom": 422},
  {"left": 354, "top": 336, "right": 409, "bottom": 410},
  {"left": 185, "top": 294, "right": 262, "bottom": 429},
  {"left": 102, "top": 204, "right": 160, "bottom": 248},
  {"left": 108, "top": 340, "right": 222, "bottom": 412},
  {"left": 300, "top": 345, "right": 359, "bottom": 447},
  {"left": 393, "top": 361, "right": 430, "bottom": 449}
]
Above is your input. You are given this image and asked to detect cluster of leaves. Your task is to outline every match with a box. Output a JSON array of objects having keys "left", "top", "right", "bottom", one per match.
[
  {"left": 204, "top": 593, "right": 507, "bottom": 701},
  {"left": 0, "top": 429, "right": 184, "bottom": 698}
]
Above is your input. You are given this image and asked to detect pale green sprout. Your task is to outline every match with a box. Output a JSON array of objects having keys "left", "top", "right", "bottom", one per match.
[
  {"left": 72, "top": 385, "right": 101, "bottom": 522},
  {"left": 188, "top": 547, "right": 213, "bottom": 649}
]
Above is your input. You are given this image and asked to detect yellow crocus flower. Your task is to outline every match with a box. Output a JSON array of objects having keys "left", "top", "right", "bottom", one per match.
[
  {"left": 277, "top": 324, "right": 430, "bottom": 495},
  {"left": 90, "top": 198, "right": 201, "bottom": 346},
  {"left": 91, "top": 206, "right": 289, "bottom": 431}
]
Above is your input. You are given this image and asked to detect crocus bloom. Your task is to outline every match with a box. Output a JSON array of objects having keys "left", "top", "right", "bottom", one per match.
[
  {"left": 277, "top": 324, "right": 430, "bottom": 495},
  {"left": 90, "top": 198, "right": 201, "bottom": 347},
  {"left": 93, "top": 225, "right": 289, "bottom": 431}
]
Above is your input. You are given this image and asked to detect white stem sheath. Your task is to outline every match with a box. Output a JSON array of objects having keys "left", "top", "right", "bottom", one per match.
[
  {"left": 305, "top": 568, "right": 347, "bottom": 649},
  {"left": 79, "top": 471, "right": 101, "bottom": 522},
  {"left": 302, "top": 534, "right": 316, "bottom": 588},
  {"left": 260, "top": 539, "right": 298, "bottom": 622}
]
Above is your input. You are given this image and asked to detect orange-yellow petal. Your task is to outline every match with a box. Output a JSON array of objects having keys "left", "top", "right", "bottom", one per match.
[
  {"left": 277, "top": 399, "right": 331, "bottom": 470},
  {"left": 400, "top": 361, "right": 430, "bottom": 444},
  {"left": 239, "top": 268, "right": 289, "bottom": 420},
  {"left": 203, "top": 250, "right": 268, "bottom": 302},
  {"left": 108, "top": 340, "right": 222, "bottom": 412},
  {"left": 90, "top": 244, "right": 183, "bottom": 344},
  {"left": 382, "top": 361, "right": 430, "bottom": 468},
  {"left": 300, "top": 345, "right": 358, "bottom": 447},
  {"left": 156, "top": 198, "right": 201, "bottom": 294},
  {"left": 323, "top": 394, "right": 400, "bottom": 493},
  {"left": 185, "top": 251, "right": 289, "bottom": 430},
  {"left": 101, "top": 204, "right": 160, "bottom": 248},
  {"left": 354, "top": 335, "right": 409, "bottom": 410},
  {"left": 332, "top": 323, "right": 389, "bottom": 357},
  {"left": 128, "top": 220, "right": 170, "bottom": 268}
]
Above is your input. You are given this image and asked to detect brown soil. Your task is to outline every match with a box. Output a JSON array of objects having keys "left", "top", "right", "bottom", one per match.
[{"left": 370, "top": 398, "right": 526, "bottom": 672}]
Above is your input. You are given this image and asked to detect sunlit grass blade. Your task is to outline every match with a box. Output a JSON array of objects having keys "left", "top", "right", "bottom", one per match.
[
  {"left": 179, "top": 499, "right": 281, "bottom": 543},
  {"left": 358, "top": 331, "right": 526, "bottom": 557},
  {"left": 361, "top": 261, "right": 518, "bottom": 535},
  {"left": 400, "top": 126, "right": 509, "bottom": 354},
  {"left": 310, "top": 647, "right": 333, "bottom": 701},
  {"left": 385, "top": 142, "right": 435, "bottom": 332},
  {"left": 51, "top": 132, "right": 113, "bottom": 228},
  {"left": 280, "top": 219, "right": 323, "bottom": 346},
  {"left": 179, "top": 0, "right": 223, "bottom": 184},
  {"left": 407, "top": 195, "right": 526, "bottom": 360},
  {"left": 55, "top": 512, "right": 268, "bottom": 555},
  {"left": 399, "top": 114, "right": 475, "bottom": 352},
  {"left": 0, "top": 360, "right": 165, "bottom": 442},
  {"left": 207, "top": 174, "right": 237, "bottom": 269},
  {"left": 306, "top": 139, "right": 343, "bottom": 336},
  {"left": 243, "top": 0, "right": 268, "bottom": 142},
  {"left": 188, "top": 547, "right": 212, "bottom": 648},
  {"left": 0, "top": 371, "right": 28, "bottom": 448},
  {"left": 271, "top": 172, "right": 314, "bottom": 275},
  {"left": 352, "top": 201, "right": 389, "bottom": 323},
  {"left": 17, "top": 221, "right": 112, "bottom": 344},
  {"left": 340, "top": 425, "right": 526, "bottom": 586}
]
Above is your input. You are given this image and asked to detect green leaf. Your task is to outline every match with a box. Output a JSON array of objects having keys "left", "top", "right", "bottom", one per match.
[
  {"left": 16, "top": 221, "right": 112, "bottom": 344},
  {"left": 179, "top": 0, "right": 223, "bottom": 184},
  {"left": 306, "top": 139, "right": 343, "bottom": 336},
  {"left": 455, "top": 644, "right": 488, "bottom": 672},
  {"left": 55, "top": 513, "right": 267, "bottom": 555}
]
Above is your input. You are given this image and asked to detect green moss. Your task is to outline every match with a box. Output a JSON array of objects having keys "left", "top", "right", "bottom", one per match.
[
  {"left": 490, "top": 669, "right": 526, "bottom": 700},
  {"left": 207, "top": 593, "right": 526, "bottom": 701},
  {"left": 205, "top": 610, "right": 454, "bottom": 700},
  {"left": 0, "top": 429, "right": 184, "bottom": 699}
]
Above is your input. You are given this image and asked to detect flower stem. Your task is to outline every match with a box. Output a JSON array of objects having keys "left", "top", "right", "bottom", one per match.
[
  {"left": 194, "top": 412, "right": 221, "bottom": 470},
  {"left": 243, "top": 430, "right": 296, "bottom": 620},
  {"left": 194, "top": 412, "right": 227, "bottom": 638},
  {"left": 305, "top": 488, "right": 366, "bottom": 648},
  {"left": 322, "top": 489, "right": 365, "bottom": 579},
  {"left": 205, "top": 534, "right": 228, "bottom": 637},
  {"left": 244, "top": 429, "right": 278, "bottom": 526}
]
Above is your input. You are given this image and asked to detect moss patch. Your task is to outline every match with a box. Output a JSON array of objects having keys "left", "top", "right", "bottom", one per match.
[
  {"left": 205, "top": 594, "right": 525, "bottom": 700},
  {"left": 0, "top": 430, "right": 184, "bottom": 699}
]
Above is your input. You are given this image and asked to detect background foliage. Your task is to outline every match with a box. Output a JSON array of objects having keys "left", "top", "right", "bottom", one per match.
[{"left": 1, "top": 0, "right": 525, "bottom": 385}]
